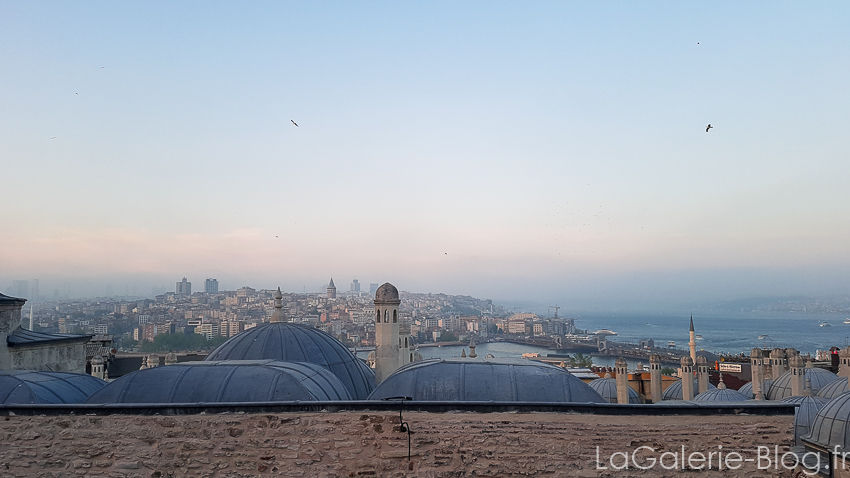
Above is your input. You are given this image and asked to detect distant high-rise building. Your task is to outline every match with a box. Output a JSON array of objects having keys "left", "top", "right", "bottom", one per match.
[
  {"left": 369, "top": 283, "right": 379, "bottom": 296},
  {"left": 176, "top": 277, "right": 191, "bottom": 296},
  {"left": 11, "top": 280, "right": 28, "bottom": 299},
  {"left": 351, "top": 279, "right": 360, "bottom": 293},
  {"left": 204, "top": 278, "right": 219, "bottom": 294},
  {"left": 327, "top": 278, "right": 337, "bottom": 299}
]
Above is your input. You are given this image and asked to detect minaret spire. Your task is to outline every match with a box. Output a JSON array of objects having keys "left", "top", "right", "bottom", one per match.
[
  {"left": 688, "top": 314, "right": 697, "bottom": 364},
  {"left": 270, "top": 287, "right": 283, "bottom": 323}
]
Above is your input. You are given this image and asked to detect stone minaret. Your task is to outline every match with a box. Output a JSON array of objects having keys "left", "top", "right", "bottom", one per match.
[
  {"left": 688, "top": 315, "right": 696, "bottom": 364},
  {"left": 615, "top": 357, "right": 629, "bottom": 404},
  {"left": 270, "top": 287, "right": 284, "bottom": 323},
  {"left": 696, "top": 355, "right": 709, "bottom": 394},
  {"left": 680, "top": 356, "right": 695, "bottom": 401},
  {"left": 374, "top": 282, "right": 401, "bottom": 384},
  {"left": 790, "top": 354, "right": 805, "bottom": 396},
  {"left": 839, "top": 347, "right": 850, "bottom": 379},
  {"left": 649, "top": 354, "right": 662, "bottom": 403},
  {"left": 750, "top": 348, "right": 765, "bottom": 400}
]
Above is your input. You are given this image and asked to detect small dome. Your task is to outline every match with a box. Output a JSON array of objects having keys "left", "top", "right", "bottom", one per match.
[
  {"left": 587, "top": 377, "right": 644, "bottom": 404},
  {"left": 782, "top": 396, "right": 829, "bottom": 448},
  {"left": 661, "top": 378, "right": 716, "bottom": 401},
  {"left": 738, "top": 379, "right": 773, "bottom": 399},
  {"left": 204, "top": 323, "right": 374, "bottom": 399},
  {"left": 803, "top": 390, "right": 850, "bottom": 452},
  {"left": 374, "top": 283, "right": 400, "bottom": 303},
  {"left": 0, "top": 370, "right": 106, "bottom": 404},
  {"left": 86, "top": 360, "right": 351, "bottom": 403},
  {"left": 817, "top": 377, "right": 849, "bottom": 400},
  {"left": 692, "top": 388, "right": 748, "bottom": 403},
  {"left": 367, "top": 358, "right": 605, "bottom": 403},
  {"left": 767, "top": 367, "right": 838, "bottom": 401}
]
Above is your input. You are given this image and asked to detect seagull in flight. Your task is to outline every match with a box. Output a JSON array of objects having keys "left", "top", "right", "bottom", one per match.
[
  {"left": 50, "top": 137, "right": 57, "bottom": 140},
  {"left": 291, "top": 120, "right": 299, "bottom": 127},
  {"left": 705, "top": 124, "right": 713, "bottom": 132}
]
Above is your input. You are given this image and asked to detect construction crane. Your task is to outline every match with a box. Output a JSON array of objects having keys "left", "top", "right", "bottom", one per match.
[{"left": 548, "top": 305, "right": 560, "bottom": 320}]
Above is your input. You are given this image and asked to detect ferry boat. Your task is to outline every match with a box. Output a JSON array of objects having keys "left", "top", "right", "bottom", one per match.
[
  {"left": 844, "top": 318, "right": 850, "bottom": 325},
  {"left": 592, "top": 329, "right": 617, "bottom": 336},
  {"left": 695, "top": 335, "right": 703, "bottom": 340},
  {"left": 820, "top": 322, "right": 832, "bottom": 327},
  {"left": 667, "top": 341, "right": 676, "bottom": 347}
]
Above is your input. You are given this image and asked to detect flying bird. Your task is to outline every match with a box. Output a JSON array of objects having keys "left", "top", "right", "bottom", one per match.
[
  {"left": 75, "top": 93, "right": 78, "bottom": 95},
  {"left": 291, "top": 120, "right": 299, "bottom": 127},
  {"left": 705, "top": 124, "right": 713, "bottom": 132},
  {"left": 50, "top": 137, "right": 56, "bottom": 140}
]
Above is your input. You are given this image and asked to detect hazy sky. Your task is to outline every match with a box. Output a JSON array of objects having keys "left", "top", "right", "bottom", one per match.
[{"left": 2, "top": 2, "right": 849, "bottom": 308}]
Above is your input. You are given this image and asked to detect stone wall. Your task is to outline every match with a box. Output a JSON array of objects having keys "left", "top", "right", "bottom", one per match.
[
  {"left": 0, "top": 411, "right": 794, "bottom": 477},
  {"left": 10, "top": 341, "right": 88, "bottom": 373}
]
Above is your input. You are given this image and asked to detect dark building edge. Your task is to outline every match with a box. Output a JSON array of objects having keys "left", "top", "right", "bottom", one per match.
[{"left": 0, "top": 401, "right": 796, "bottom": 416}]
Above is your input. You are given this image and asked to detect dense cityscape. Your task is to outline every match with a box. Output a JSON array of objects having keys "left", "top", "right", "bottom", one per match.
[{"left": 5, "top": 277, "right": 592, "bottom": 353}]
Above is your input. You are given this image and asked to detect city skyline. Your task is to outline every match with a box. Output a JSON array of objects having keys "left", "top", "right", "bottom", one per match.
[{"left": 2, "top": 3, "right": 849, "bottom": 309}]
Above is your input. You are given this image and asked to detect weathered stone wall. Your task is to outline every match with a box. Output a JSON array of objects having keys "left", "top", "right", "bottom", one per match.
[
  {"left": 10, "top": 341, "right": 88, "bottom": 373},
  {"left": 0, "top": 412, "right": 793, "bottom": 477}
]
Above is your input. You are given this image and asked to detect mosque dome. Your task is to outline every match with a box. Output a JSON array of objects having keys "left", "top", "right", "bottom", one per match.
[
  {"left": 86, "top": 360, "right": 351, "bottom": 403},
  {"left": 782, "top": 395, "right": 829, "bottom": 448},
  {"left": 587, "top": 377, "right": 644, "bottom": 404},
  {"left": 737, "top": 379, "right": 773, "bottom": 399},
  {"left": 661, "top": 378, "right": 716, "bottom": 401},
  {"left": 767, "top": 366, "right": 838, "bottom": 401},
  {"left": 816, "top": 377, "right": 849, "bottom": 400},
  {"left": 691, "top": 382, "right": 748, "bottom": 403},
  {"left": 204, "top": 323, "right": 374, "bottom": 399},
  {"left": 374, "top": 283, "right": 400, "bottom": 303},
  {"left": 802, "top": 390, "right": 850, "bottom": 452},
  {"left": 0, "top": 370, "right": 106, "bottom": 404},
  {"left": 366, "top": 358, "right": 605, "bottom": 403}
]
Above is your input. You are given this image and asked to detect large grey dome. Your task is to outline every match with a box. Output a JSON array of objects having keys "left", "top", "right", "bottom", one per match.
[
  {"left": 204, "top": 323, "right": 374, "bottom": 399},
  {"left": 587, "top": 377, "right": 644, "bottom": 404},
  {"left": 0, "top": 370, "right": 106, "bottom": 404},
  {"left": 367, "top": 358, "right": 605, "bottom": 403},
  {"left": 737, "top": 379, "right": 773, "bottom": 399},
  {"left": 661, "top": 378, "right": 716, "bottom": 401},
  {"left": 817, "top": 377, "right": 849, "bottom": 400},
  {"left": 86, "top": 360, "right": 351, "bottom": 404},
  {"left": 782, "top": 395, "right": 828, "bottom": 448},
  {"left": 374, "top": 283, "right": 400, "bottom": 303},
  {"left": 767, "top": 367, "right": 838, "bottom": 401},
  {"left": 803, "top": 390, "right": 850, "bottom": 452}
]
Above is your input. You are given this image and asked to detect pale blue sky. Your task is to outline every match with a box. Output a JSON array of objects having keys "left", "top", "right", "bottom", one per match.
[{"left": 2, "top": 2, "right": 849, "bottom": 306}]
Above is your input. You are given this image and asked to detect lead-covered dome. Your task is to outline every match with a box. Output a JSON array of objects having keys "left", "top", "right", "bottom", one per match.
[
  {"left": 692, "top": 384, "right": 748, "bottom": 403},
  {"left": 86, "top": 360, "right": 351, "bottom": 403},
  {"left": 803, "top": 390, "right": 850, "bottom": 452},
  {"left": 738, "top": 379, "right": 773, "bottom": 400},
  {"left": 783, "top": 395, "right": 829, "bottom": 448},
  {"left": 367, "top": 358, "right": 605, "bottom": 403},
  {"left": 204, "top": 323, "right": 374, "bottom": 399},
  {"left": 587, "top": 377, "right": 644, "bottom": 404},
  {"left": 767, "top": 366, "right": 838, "bottom": 401},
  {"left": 817, "top": 377, "right": 848, "bottom": 400},
  {"left": 0, "top": 370, "right": 106, "bottom": 404},
  {"left": 374, "top": 283, "right": 399, "bottom": 303},
  {"left": 661, "top": 378, "right": 716, "bottom": 401}
]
